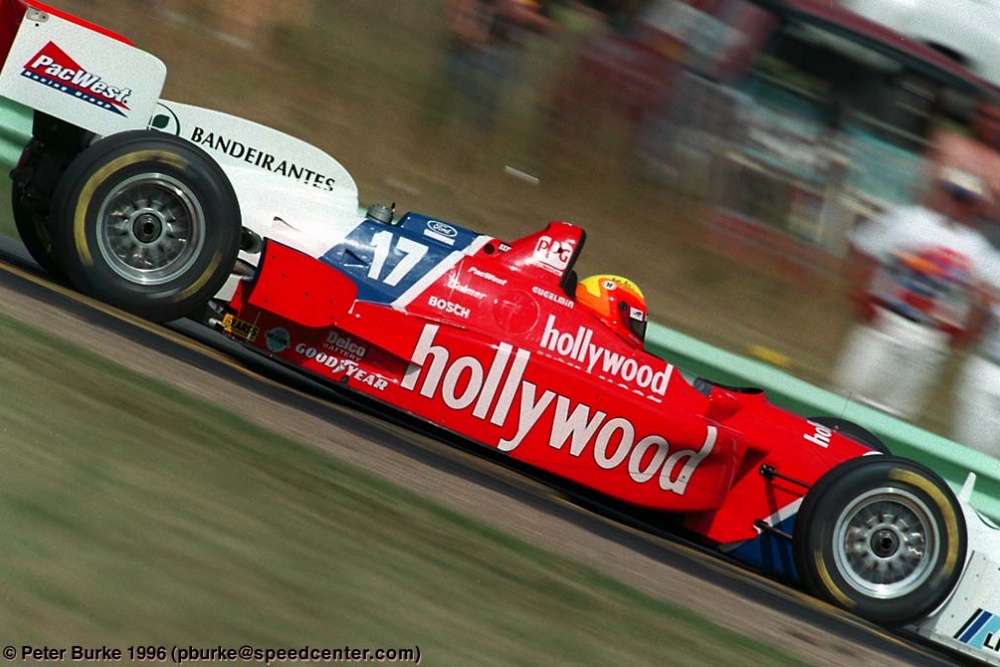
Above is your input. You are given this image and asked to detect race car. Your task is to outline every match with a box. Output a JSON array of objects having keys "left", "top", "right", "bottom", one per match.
[
  {"left": 218, "top": 208, "right": 1000, "bottom": 663},
  {"left": 4, "top": 2, "right": 1000, "bottom": 664}
]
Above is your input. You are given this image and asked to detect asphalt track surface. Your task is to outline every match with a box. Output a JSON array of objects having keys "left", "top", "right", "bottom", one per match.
[{"left": 0, "top": 236, "right": 979, "bottom": 667}]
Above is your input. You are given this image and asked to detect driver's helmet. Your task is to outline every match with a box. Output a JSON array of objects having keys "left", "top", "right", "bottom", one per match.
[{"left": 576, "top": 275, "right": 648, "bottom": 347}]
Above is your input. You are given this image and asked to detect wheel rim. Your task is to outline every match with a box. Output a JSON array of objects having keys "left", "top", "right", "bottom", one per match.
[
  {"left": 95, "top": 173, "right": 206, "bottom": 285},
  {"left": 832, "top": 487, "right": 940, "bottom": 599}
]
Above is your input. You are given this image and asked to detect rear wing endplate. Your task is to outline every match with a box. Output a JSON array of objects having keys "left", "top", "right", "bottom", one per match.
[{"left": 0, "top": 7, "right": 164, "bottom": 136}]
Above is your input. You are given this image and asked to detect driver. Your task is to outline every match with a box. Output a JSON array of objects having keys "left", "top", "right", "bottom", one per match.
[{"left": 576, "top": 275, "right": 648, "bottom": 347}]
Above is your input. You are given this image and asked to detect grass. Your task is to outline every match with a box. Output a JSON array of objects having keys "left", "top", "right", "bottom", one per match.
[{"left": 0, "top": 314, "right": 807, "bottom": 666}]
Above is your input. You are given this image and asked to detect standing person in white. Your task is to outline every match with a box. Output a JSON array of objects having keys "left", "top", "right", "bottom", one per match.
[
  {"left": 832, "top": 168, "right": 1000, "bottom": 421},
  {"left": 953, "top": 301, "right": 1000, "bottom": 455}
]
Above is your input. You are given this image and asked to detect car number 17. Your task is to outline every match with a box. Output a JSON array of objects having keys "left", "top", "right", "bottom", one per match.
[{"left": 367, "top": 230, "right": 429, "bottom": 286}]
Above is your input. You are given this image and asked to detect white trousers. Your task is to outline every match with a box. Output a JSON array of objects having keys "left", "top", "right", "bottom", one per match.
[
  {"left": 953, "top": 354, "right": 1000, "bottom": 457},
  {"left": 831, "top": 308, "right": 951, "bottom": 420}
]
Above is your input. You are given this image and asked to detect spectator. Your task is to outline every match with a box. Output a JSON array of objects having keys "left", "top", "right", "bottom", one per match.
[
  {"left": 160, "top": 0, "right": 313, "bottom": 50},
  {"left": 432, "top": 0, "right": 558, "bottom": 137},
  {"left": 830, "top": 167, "right": 1000, "bottom": 421},
  {"left": 953, "top": 295, "right": 1000, "bottom": 455},
  {"left": 217, "top": 0, "right": 313, "bottom": 49},
  {"left": 948, "top": 103, "right": 1000, "bottom": 454},
  {"left": 926, "top": 101, "right": 1000, "bottom": 222}
]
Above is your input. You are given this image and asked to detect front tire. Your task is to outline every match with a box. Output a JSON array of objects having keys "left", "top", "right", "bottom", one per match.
[
  {"left": 48, "top": 130, "right": 241, "bottom": 323},
  {"left": 793, "top": 456, "right": 966, "bottom": 626}
]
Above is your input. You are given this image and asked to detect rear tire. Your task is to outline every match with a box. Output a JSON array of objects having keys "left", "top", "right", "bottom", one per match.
[
  {"left": 793, "top": 456, "right": 966, "bottom": 626},
  {"left": 11, "top": 138, "right": 65, "bottom": 277},
  {"left": 48, "top": 131, "right": 241, "bottom": 322}
]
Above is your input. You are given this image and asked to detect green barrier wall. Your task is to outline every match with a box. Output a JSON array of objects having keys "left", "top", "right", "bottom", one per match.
[
  {"left": 645, "top": 322, "right": 1000, "bottom": 520},
  {"left": 3, "top": 94, "right": 998, "bottom": 518},
  {"left": 0, "top": 98, "right": 30, "bottom": 165}
]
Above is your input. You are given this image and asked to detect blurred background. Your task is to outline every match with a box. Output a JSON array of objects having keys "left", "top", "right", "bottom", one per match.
[{"left": 48, "top": 0, "right": 1000, "bottom": 436}]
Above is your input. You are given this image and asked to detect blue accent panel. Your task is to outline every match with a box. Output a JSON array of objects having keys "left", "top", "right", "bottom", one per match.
[
  {"left": 394, "top": 212, "right": 481, "bottom": 250},
  {"left": 320, "top": 218, "right": 460, "bottom": 305},
  {"left": 726, "top": 513, "right": 800, "bottom": 584},
  {"left": 973, "top": 615, "right": 1000, "bottom": 649},
  {"left": 960, "top": 610, "right": 1000, "bottom": 648},
  {"left": 959, "top": 610, "right": 991, "bottom": 643}
]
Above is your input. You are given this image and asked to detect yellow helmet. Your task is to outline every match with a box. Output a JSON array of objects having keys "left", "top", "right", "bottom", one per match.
[{"left": 576, "top": 275, "right": 647, "bottom": 347}]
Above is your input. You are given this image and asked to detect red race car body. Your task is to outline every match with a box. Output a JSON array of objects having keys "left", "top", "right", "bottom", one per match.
[{"left": 223, "top": 212, "right": 874, "bottom": 553}]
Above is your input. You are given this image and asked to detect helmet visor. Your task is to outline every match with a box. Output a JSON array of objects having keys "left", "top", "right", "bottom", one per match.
[{"left": 621, "top": 302, "right": 647, "bottom": 343}]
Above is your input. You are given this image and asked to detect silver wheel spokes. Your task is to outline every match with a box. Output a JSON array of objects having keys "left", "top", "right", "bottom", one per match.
[
  {"left": 833, "top": 488, "right": 939, "bottom": 599},
  {"left": 96, "top": 173, "right": 206, "bottom": 285}
]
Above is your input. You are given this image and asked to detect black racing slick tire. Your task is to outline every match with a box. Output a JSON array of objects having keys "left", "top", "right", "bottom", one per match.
[
  {"left": 793, "top": 456, "right": 966, "bottom": 626},
  {"left": 11, "top": 138, "right": 64, "bottom": 277},
  {"left": 48, "top": 130, "right": 241, "bottom": 323},
  {"left": 807, "top": 417, "right": 891, "bottom": 455}
]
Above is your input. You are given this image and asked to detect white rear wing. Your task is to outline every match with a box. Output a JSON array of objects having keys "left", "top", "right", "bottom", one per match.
[{"left": 0, "top": 6, "right": 164, "bottom": 136}]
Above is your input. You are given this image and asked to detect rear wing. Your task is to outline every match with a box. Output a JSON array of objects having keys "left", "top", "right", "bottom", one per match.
[{"left": 0, "top": 1, "right": 164, "bottom": 136}]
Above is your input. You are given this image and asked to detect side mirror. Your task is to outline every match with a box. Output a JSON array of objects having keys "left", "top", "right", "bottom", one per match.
[{"left": 706, "top": 388, "right": 741, "bottom": 422}]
